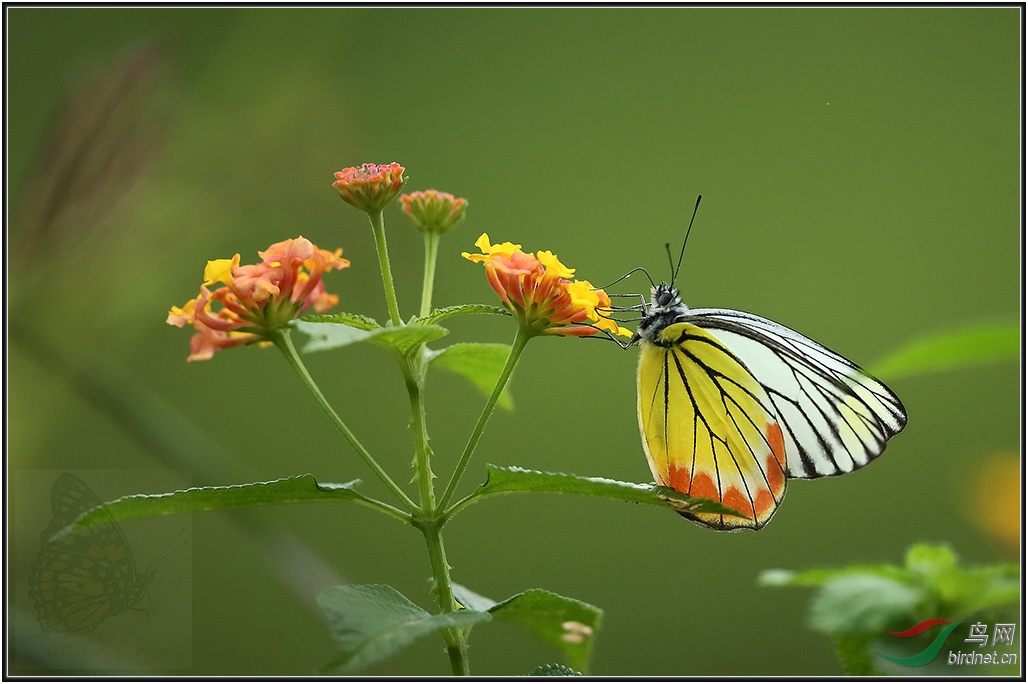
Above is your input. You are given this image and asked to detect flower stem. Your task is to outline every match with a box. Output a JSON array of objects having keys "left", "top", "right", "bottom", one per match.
[
  {"left": 403, "top": 363, "right": 436, "bottom": 512},
  {"left": 419, "top": 231, "right": 441, "bottom": 318},
  {"left": 403, "top": 351, "right": 468, "bottom": 674},
  {"left": 418, "top": 522, "right": 469, "bottom": 675},
  {"left": 368, "top": 209, "right": 403, "bottom": 327},
  {"left": 438, "top": 329, "right": 532, "bottom": 512},
  {"left": 272, "top": 328, "right": 418, "bottom": 513}
]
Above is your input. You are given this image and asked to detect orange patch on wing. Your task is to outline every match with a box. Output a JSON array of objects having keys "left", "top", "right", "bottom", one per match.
[
  {"left": 690, "top": 472, "right": 718, "bottom": 500},
  {"left": 766, "top": 454, "right": 785, "bottom": 496},
  {"left": 722, "top": 487, "right": 755, "bottom": 520},
  {"left": 766, "top": 423, "right": 786, "bottom": 467},
  {"left": 668, "top": 464, "right": 691, "bottom": 493},
  {"left": 754, "top": 488, "right": 776, "bottom": 519}
]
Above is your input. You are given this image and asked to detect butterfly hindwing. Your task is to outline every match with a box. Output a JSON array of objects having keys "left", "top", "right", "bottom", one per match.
[
  {"left": 28, "top": 473, "right": 152, "bottom": 633},
  {"left": 638, "top": 322, "right": 787, "bottom": 530}
]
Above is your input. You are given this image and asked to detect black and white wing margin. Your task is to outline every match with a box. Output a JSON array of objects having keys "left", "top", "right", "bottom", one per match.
[{"left": 682, "top": 308, "right": 907, "bottom": 479}]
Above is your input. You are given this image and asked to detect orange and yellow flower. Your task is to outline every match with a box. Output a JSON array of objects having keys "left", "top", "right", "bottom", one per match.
[
  {"left": 462, "top": 233, "right": 631, "bottom": 338},
  {"left": 167, "top": 236, "right": 349, "bottom": 361},
  {"left": 333, "top": 163, "right": 407, "bottom": 213}
]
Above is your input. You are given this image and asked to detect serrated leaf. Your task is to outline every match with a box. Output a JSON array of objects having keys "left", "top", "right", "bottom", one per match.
[
  {"left": 451, "top": 583, "right": 602, "bottom": 674},
  {"left": 450, "top": 582, "right": 498, "bottom": 613},
  {"left": 455, "top": 465, "right": 745, "bottom": 520},
  {"left": 365, "top": 324, "right": 449, "bottom": 356},
  {"left": 809, "top": 574, "right": 922, "bottom": 634},
  {"left": 869, "top": 320, "right": 1018, "bottom": 379},
  {"left": 317, "top": 584, "right": 491, "bottom": 673},
  {"left": 490, "top": 590, "right": 602, "bottom": 674},
  {"left": 428, "top": 343, "right": 514, "bottom": 410},
  {"left": 300, "top": 311, "right": 381, "bottom": 331},
  {"left": 52, "top": 475, "right": 387, "bottom": 540},
  {"left": 528, "top": 663, "right": 582, "bottom": 676},
  {"left": 294, "top": 320, "right": 448, "bottom": 356},
  {"left": 414, "top": 303, "right": 510, "bottom": 326}
]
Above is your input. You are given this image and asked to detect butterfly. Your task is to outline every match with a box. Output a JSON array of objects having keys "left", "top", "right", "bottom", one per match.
[
  {"left": 622, "top": 199, "right": 907, "bottom": 530},
  {"left": 28, "top": 473, "right": 154, "bottom": 633}
]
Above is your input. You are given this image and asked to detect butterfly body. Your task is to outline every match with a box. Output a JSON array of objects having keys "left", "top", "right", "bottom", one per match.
[
  {"left": 632, "top": 283, "right": 907, "bottom": 531},
  {"left": 29, "top": 473, "right": 153, "bottom": 633}
]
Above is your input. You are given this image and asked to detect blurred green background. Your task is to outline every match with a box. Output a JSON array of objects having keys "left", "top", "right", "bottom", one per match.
[{"left": 7, "top": 7, "right": 1020, "bottom": 676}]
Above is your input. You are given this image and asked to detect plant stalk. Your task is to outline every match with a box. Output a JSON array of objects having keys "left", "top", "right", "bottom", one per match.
[
  {"left": 438, "top": 328, "right": 531, "bottom": 512},
  {"left": 403, "top": 363, "right": 436, "bottom": 512},
  {"left": 368, "top": 209, "right": 403, "bottom": 327},
  {"left": 419, "top": 231, "right": 441, "bottom": 318},
  {"left": 420, "top": 522, "right": 470, "bottom": 675},
  {"left": 272, "top": 328, "right": 418, "bottom": 513}
]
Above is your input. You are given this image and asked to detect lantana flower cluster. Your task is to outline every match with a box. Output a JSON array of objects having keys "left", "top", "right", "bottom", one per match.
[
  {"left": 167, "top": 236, "right": 349, "bottom": 361},
  {"left": 333, "top": 163, "right": 406, "bottom": 213},
  {"left": 462, "top": 233, "right": 631, "bottom": 338}
]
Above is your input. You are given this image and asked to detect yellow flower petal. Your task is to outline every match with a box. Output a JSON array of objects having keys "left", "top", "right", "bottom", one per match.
[
  {"left": 565, "top": 280, "right": 601, "bottom": 318},
  {"left": 537, "top": 250, "right": 575, "bottom": 279},
  {"left": 203, "top": 255, "right": 240, "bottom": 287}
]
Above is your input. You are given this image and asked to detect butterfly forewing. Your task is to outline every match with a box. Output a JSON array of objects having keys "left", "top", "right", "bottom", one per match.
[{"left": 684, "top": 309, "right": 906, "bottom": 479}]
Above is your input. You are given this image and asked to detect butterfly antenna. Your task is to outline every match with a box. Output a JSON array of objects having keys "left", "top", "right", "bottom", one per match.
[
  {"left": 594, "top": 266, "right": 655, "bottom": 291},
  {"left": 672, "top": 194, "right": 702, "bottom": 287}
]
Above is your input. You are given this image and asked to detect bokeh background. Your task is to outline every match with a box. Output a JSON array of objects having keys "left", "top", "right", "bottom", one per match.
[{"left": 7, "top": 7, "right": 1021, "bottom": 676}]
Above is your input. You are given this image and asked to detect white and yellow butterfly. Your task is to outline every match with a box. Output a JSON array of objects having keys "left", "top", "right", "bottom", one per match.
[{"left": 622, "top": 204, "right": 907, "bottom": 530}]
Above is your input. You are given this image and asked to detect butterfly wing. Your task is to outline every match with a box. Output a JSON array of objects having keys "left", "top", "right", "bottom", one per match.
[
  {"left": 638, "top": 322, "right": 788, "bottom": 530},
  {"left": 684, "top": 308, "right": 907, "bottom": 479},
  {"left": 29, "top": 473, "right": 150, "bottom": 632}
]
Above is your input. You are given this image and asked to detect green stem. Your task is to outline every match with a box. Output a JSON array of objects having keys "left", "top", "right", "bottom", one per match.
[
  {"left": 403, "top": 351, "right": 467, "bottom": 673},
  {"left": 438, "top": 328, "right": 532, "bottom": 512},
  {"left": 419, "top": 522, "right": 470, "bottom": 675},
  {"left": 419, "top": 232, "right": 441, "bottom": 318},
  {"left": 272, "top": 328, "right": 418, "bottom": 513},
  {"left": 367, "top": 209, "right": 403, "bottom": 327},
  {"left": 403, "top": 363, "right": 436, "bottom": 511}
]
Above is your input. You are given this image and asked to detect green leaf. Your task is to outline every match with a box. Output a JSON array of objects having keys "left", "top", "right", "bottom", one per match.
[
  {"left": 809, "top": 574, "right": 922, "bottom": 634},
  {"left": 869, "top": 320, "right": 1019, "bottom": 379},
  {"left": 490, "top": 590, "right": 602, "bottom": 674},
  {"left": 300, "top": 311, "right": 381, "bottom": 331},
  {"left": 833, "top": 634, "right": 883, "bottom": 676},
  {"left": 450, "top": 582, "right": 498, "bottom": 613},
  {"left": 451, "top": 584, "right": 602, "bottom": 674},
  {"left": 53, "top": 475, "right": 392, "bottom": 540},
  {"left": 528, "top": 663, "right": 582, "bottom": 676},
  {"left": 317, "top": 584, "right": 491, "bottom": 673},
  {"left": 455, "top": 465, "right": 746, "bottom": 520},
  {"left": 904, "top": 542, "right": 957, "bottom": 576},
  {"left": 428, "top": 343, "right": 514, "bottom": 410},
  {"left": 293, "top": 319, "right": 448, "bottom": 356},
  {"left": 413, "top": 303, "right": 510, "bottom": 326}
]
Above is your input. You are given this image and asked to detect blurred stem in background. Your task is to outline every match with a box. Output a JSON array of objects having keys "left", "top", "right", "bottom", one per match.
[{"left": 8, "top": 47, "right": 350, "bottom": 655}]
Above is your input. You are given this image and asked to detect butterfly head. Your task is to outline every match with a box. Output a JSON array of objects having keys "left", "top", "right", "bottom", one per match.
[{"left": 632, "top": 282, "right": 689, "bottom": 346}]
